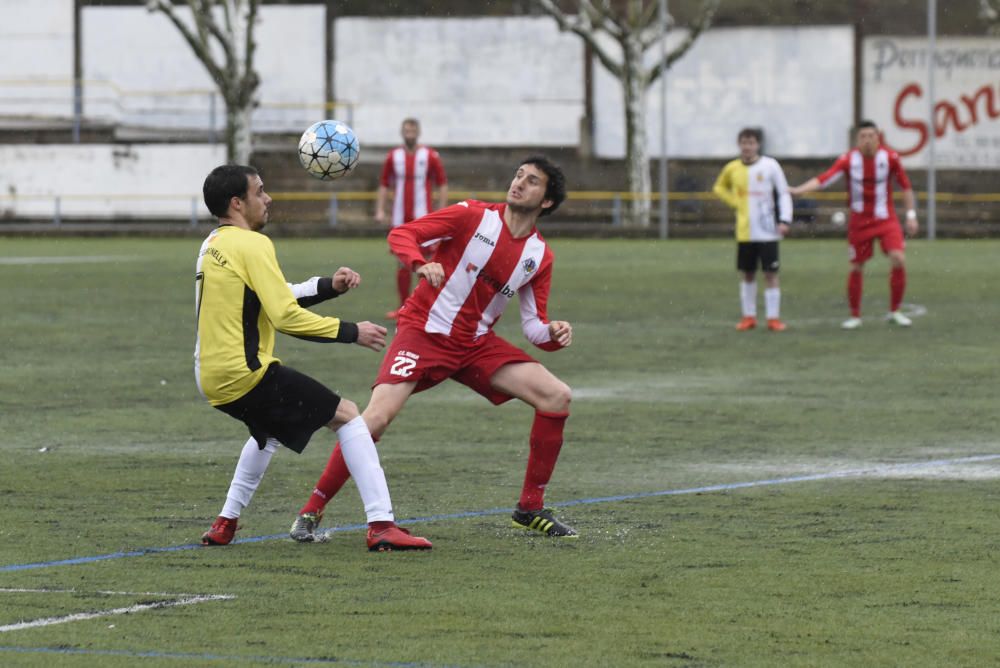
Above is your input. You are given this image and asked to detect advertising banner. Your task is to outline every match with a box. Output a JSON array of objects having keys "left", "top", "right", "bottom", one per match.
[{"left": 864, "top": 36, "right": 1000, "bottom": 169}]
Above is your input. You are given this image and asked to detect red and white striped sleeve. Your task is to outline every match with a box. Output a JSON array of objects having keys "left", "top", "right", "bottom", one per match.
[
  {"left": 817, "top": 153, "right": 850, "bottom": 188},
  {"left": 387, "top": 203, "right": 466, "bottom": 270}
]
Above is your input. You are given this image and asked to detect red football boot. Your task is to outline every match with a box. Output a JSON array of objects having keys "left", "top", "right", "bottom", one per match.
[
  {"left": 201, "top": 515, "right": 238, "bottom": 546},
  {"left": 366, "top": 525, "right": 432, "bottom": 552}
]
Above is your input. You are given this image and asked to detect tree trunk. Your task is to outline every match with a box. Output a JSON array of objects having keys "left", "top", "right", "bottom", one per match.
[
  {"left": 225, "top": 101, "right": 253, "bottom": 165},
  {"left": 622, "top": 38, "right": 651, "bottom": 228}
]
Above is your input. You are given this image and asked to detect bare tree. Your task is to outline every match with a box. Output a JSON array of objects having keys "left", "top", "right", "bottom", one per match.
[
  {"left": 146, "top": 0, "right": 261, "bottom": 164},
  {"left": 979, "top": 0, "right": 1000, "bottom": 33},
  {"left": 534, "top": 0, "right": 720, "bottom": 226}
]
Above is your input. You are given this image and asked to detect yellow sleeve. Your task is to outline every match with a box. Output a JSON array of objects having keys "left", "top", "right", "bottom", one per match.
[
  {"left": 713, "top": 163, "right": 739, "bottom": 210},
  {"left": 244, "top": 235, "right": 348, "bottom": 341}
]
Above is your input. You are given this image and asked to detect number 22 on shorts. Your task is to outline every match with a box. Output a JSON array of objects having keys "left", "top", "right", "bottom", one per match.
[{"left": 389, "top": 351, "right": 418, "bottom": 378}]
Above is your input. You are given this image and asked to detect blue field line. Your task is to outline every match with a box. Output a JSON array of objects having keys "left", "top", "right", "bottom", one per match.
[
  {"left": 0, "top": 645, "right": 444, "bottom": 666},
  {"left": 3, "top": 453, "right": 999, "bottom": 575}
]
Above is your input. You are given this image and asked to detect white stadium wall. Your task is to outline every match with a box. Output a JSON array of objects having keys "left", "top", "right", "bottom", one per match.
[
  {"left": 863, "top": 36, "right": 1000, "bottom": 169},
  {"left": 81, "top": 5, "right": 326, "bottom": 131},
  {"left": 333, "top": 17, "right": 584, "bottom": 147},
  {"left": 592, "top": 26, "right": 856, "bottom": 159},
  {"left": 0, "top": 145, "right": 226, "bottom": 218},
  {"left": 0, "top": 2, "right": 856, "bottom": 156},
  {"left": 0, "top": 0, "right": 75, "bottom": 119}
]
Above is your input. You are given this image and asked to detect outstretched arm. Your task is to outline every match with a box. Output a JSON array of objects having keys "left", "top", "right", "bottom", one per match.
[
  {"left": 792, "top": 155, "right": 847, "bottom": 196},
  {"left": 387, "top": 203, "right": 463, "bottom": 280},
  {"left": 789, "top": 177, "right": 822, "bottom": 197},
  {"left": 289, "top": 267, "right": 360, "bottom": 307}
]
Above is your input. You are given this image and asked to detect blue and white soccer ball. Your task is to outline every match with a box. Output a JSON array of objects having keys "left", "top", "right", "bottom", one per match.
[{"left": 297, "top": 120, "right": 360, "bottom": 180}]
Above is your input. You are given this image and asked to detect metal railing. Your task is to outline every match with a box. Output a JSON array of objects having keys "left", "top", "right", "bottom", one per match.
[{"left": 2, "top": 190, "right": 997, "bottom": 230}]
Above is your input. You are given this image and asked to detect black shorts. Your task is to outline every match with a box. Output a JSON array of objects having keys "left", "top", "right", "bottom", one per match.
[
  {"left": 215, "top": 363, "right": 341, "bottom": 454},
  {"left": 737, "top": 241, "right": 780, "bottom": 273}
]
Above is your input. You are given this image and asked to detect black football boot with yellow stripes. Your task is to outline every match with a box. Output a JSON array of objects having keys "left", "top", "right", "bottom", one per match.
[{"left": 511, "top": 506, "right": 578, "bottom": 537}]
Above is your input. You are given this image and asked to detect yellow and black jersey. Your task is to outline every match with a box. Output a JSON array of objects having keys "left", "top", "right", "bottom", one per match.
[
  {"left": 713, "top": 156, "right": 792, "bottom": 242},
  {"left": 194, "top": 225, "right": 356, "bottom": 406}
]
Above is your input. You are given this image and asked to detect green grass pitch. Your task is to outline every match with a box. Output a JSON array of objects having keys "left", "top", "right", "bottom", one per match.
[{"left": 1, "top": 236, "right": 998, "bottom": 667}]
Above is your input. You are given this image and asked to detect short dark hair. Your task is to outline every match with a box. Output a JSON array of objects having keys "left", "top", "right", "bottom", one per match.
[
  {"left": 402, "top": 118, "right": 420, "bottom": 128},
  {"left": 519, "top": 155, "right": 566, "bottom": 217},
  {"left": 856, "top": 119, "right": 879, "bottom": 132},
  {"left": 203, "top": 164, "right": 258, "bottom": 218},
  {"left": 737, "top": 127, "right": 763, "bottom": 143}
]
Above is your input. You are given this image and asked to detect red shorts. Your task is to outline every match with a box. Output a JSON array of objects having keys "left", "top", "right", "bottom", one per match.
[
  {"left": 374, "top": 326, "right": 538, "bottom": 405},
  {"left": 847, "top": 220, "right": 904, "bottom": 264}
]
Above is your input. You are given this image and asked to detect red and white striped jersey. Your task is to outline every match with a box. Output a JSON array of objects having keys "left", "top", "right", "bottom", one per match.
[
  {"left": 380, "top": 145, "right": 447, "bottom": 227},
  {"left": 816, "top": 147, "right": 912, "bottom": 227},
  {"left": 388, "top": 200, "right": 563, "bottom": 351}
]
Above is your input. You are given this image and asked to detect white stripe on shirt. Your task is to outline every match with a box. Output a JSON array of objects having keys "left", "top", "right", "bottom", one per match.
[{"left": 425, "top": 209, "right": 503, "bottom": 336}]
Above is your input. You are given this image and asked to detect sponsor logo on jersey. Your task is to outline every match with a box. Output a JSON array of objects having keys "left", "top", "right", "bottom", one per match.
[
  {"left": 474, "top": 231, "right": 496, "bottom": 247},
  {"left": 476, "top": 269, "right": 516, "bottom": 298}
]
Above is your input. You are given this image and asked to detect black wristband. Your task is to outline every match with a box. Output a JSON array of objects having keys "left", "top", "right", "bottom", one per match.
[
  {"left": 335, "top": 321, "right": 359, "bottom": 343},
  {"left": 317, "top": 276, "right": 340, "bottom": 299}
]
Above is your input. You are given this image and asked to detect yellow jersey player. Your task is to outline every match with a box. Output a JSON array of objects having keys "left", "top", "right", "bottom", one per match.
[
  {"left": 713, "top": 128, "right": 793, "bottom": 332},
  {"left": 195, "top": 164, "right": 431, "bottom": 551}
]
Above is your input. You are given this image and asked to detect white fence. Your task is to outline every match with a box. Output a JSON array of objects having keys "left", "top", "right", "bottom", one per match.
[{"left": 0, "top": 144, "right": 225, "bottom": 219}]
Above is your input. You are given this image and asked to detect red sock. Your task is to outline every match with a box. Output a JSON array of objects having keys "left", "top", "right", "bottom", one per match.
[
  {"left": 299, "top": 443, "right": 352, "bottom": 515},
  {"left": 847, "top": 270, "right": 863, "bottom": 317},
  {"left": 889, "top": 266, "right": 906, "bottom": 312},
  {"left": 518, "top": 411, "right": 568, "bottom": 511},
  {"left": 396, "top": 267, "right": 411, "bottom": 307}
]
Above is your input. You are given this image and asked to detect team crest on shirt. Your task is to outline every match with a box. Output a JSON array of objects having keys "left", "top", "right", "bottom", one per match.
[{"left": 522, "top": 258, "right": 537, "bottom": 275}]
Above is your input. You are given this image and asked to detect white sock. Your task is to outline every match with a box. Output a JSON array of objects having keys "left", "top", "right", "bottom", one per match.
[
  {"left": 337, "top": 416, "right": 395, "bottom": 523},
  {"left": 220, "top": 437, "right": 278, "bottom": 519},
  {"left": 765, "top": 287, "right": 781, "bottom": 320},
  {"left": 740, "top": 280, "right": 757, "bottom": 317}
]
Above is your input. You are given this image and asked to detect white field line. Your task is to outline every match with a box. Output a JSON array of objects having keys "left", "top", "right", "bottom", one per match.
[
  {"left": 0, "top": 588, "right": 219, "bottom": 596},
  {"left": 691, "top": 451, "right": 1000, "bottom": 482},
  {"left": 0, "top": 255, "right": 143, "bottom": 265},
  {"left": 778, "top": 302, "right": 928, "bottom": 327},
  {"left": 702, "top": 302, "right": 927, "bottom": 329},
  {"left": 0, "top": 589, "right": 235, "bottom": 633}
]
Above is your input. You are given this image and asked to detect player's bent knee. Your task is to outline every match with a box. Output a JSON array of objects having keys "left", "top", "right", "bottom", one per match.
[
  {"left": 542, "top": 381, "right": 572, "bottom": 414},
  {"left": 336, "top": 398, "right": 360, "bottom": 423}
]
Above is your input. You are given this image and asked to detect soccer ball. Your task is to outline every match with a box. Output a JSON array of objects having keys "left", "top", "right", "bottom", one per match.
[
  {"left": 297, "top": 120, "right": 360, "bottom": 180},
  {"left": 831, "top": 210, "right": 846, "bottom": 226}
]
